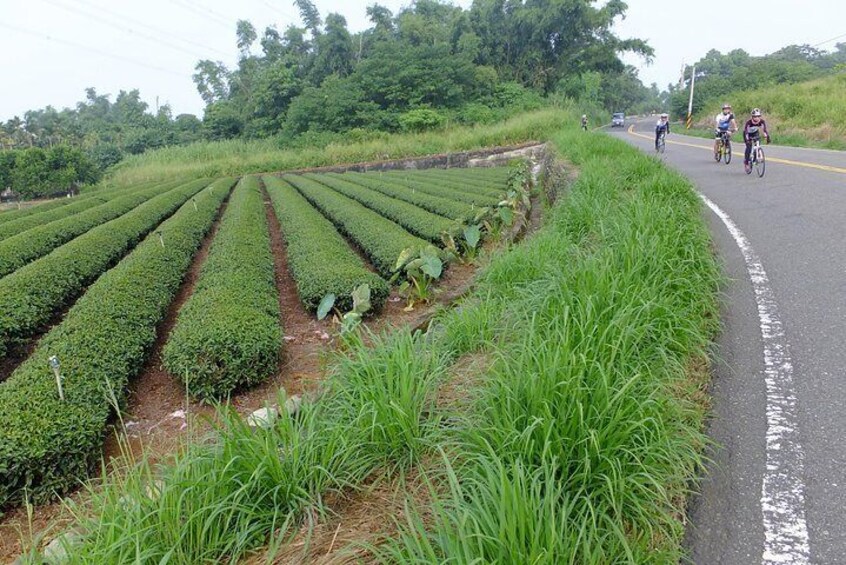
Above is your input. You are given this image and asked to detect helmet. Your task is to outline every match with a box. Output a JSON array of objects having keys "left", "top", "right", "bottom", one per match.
[
  {"left": 582, "top": 115, "right": 587, "bottom": 119},
  {"left": 751, "top": 108, "right": 762, "bottom": 117},
  {"left": 722, "top": 103, "right": 732, "bottom": 110},
  {"left": 660, "top": 113, "right": 668, "bottom": 118}
]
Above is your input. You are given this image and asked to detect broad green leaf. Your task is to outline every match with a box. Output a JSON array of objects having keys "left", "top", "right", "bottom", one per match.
[
  {"left": 498, "top": 206, "right": 514, "bottom": 225},
  {"left": 317, "top": 293, "right": 336, "bottom": 321},
  {"left": 464, "top": 225, "right": 481, "bottom": 249},
  {"left": 351, "top": 284, "right": 372, "bottom": 315}
]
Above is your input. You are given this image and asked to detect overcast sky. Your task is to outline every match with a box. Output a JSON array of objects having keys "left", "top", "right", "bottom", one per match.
[{"left": 2, "top": 0, "right": 845, "bottom": 122}]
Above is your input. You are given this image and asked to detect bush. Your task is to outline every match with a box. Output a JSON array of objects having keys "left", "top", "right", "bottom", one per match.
[
  {"left": 0, "top": 177, "right": 235, "bottom": 508},
  {"left": 162, "top": 177, "right": 282, "bottom": 400},
  {"left": 283, "top": 174, "right": 428, "bottom": 277},
  {"left": 263, "top": 176, "right": 389, "bottom": 312},
  {"left": 302, "top": 173, "right": 458, "bottom": 243},
  {"left": 0, "top": 179, "right": 187, "bottom": 277},
  {"left": 0, "top": 178, "right": 212, "bottom": 358},
  {"left": 331, "top": 172, "right": 475, "bottom": 221},
  {"left": 398, "top": 108, "right": 446, "bottom": 132}
]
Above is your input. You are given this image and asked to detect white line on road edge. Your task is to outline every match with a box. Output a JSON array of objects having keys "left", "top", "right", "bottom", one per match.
[{"left": 699, "top": 194, "right": 811, "bottom": 564}]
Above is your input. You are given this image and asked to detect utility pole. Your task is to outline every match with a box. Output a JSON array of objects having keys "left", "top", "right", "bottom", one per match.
[{"left": 686, "top": 66, "right": 696, "bottom": 129}]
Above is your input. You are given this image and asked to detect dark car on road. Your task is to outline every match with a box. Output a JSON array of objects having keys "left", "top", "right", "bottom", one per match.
[{"left": 611, "top": 112, "right": 625, "bottom": 127}]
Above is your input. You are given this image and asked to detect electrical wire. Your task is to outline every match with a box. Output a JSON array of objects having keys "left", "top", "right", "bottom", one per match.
[
  {"left": 0, "top": 21, "right": 187, "bottom": 78},
  {"left": 66, "top": 0, "right": 232, "bottom": 58}
]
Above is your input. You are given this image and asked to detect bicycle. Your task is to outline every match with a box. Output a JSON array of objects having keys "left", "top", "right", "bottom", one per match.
[
  {"left": 656, "top": 131, "right": 666, "bottom": 154},
  {"left": 745, "top": 136, "right": 766, "bottom": 177},
  {"left": 714, "top": 131, "right": 732, "bottom": 164}
]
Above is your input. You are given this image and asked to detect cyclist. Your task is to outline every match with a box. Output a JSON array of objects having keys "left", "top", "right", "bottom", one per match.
[
  {"left": 655, "top": 113, "right": 670, "bottom": 150},
  {"left": 744, "top": 108, "right": 771, "bottom": 172},
  {"left": 713, "top": 103, "right": 738, "bottom": 156},
  {"left": 581, "top": 114, "right": 588, "bottom": 131}
]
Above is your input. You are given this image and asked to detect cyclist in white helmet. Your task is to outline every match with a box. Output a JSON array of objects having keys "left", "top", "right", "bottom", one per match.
[
  {"left": 713, "top": 103, "right": 738, "bottom": 156},
  {"left": 581, "top": 114, "right": 588, "bottom": 131},
  {"left": 655, "top": 113, "right": 670, "bottom": 150},
  {"left": 743, "top": 108, "right": 771, "bottom": 171}
]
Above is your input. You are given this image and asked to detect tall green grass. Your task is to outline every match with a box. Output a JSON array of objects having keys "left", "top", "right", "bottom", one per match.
[
  {"left": 692, "top": 72, "right": 846, "bottom": 149},
  {"left": 25, "top": 124, "right": 720, "bottom": 564},
  {"left": 107, "top": 108, "right": 573, "bottom": 185}
]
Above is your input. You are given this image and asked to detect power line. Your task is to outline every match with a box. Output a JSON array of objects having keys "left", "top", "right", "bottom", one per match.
[
  {"left": 252, "top": 0, "right": 299, "bottom": 22},
  {"left": 67, "top": 0, "right": 232, "bottom": 58},
  {"left": 39, "top": 0, "right": 211, "bottom": 60},
  {"left": 811, "top": 31, "right": 846, "bottom": 48},
  {"left": 169, "top": 0, "right": 232, "bottom": 30},
  {"left": 0, "top": 21, "right": 187, "bottom": 78}
]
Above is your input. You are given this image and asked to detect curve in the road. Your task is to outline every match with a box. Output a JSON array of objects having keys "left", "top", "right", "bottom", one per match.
[{"left": 609, "top": 120, "right": 846, "bottom": 564}]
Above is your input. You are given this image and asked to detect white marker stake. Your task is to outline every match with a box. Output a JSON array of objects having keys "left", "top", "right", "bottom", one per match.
[
  {"left": 49, "top": 355, "right": 64, "bottom": 401},
  {"left": 699, "top": 194, "right": 811, "bottom": 564},
  {"left": 157, "top": 231, "right": 165, "bottom": 248}
]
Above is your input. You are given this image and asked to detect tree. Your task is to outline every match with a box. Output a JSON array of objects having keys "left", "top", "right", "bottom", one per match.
[{"left": 193, "top": 60, "right": 231, "bottom": 105}]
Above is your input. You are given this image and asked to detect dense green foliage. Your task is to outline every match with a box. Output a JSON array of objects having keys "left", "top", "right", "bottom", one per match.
[
  {"left": 283, "top": 174, "right": 429, "bottom": 277},
  {"left": 0, "top": 180, "right": 186, "bottom": 277},
  {"left": 670, "top": 43, "right": 846, "bottom": 118},
  {"left": 194, "top": 0, "right": 650, "bottom": 140},
  {"left": 1, "top": 89, "right": 203, "bottom": 171},
  {"left": 0, "top": 196, "right": 77, "bottom": 224},
  {"left": 263, "top": 176, "right": 389, "bottom": 313},
  {"left": 380, "top": 172, "right": 501, "bottom": 207},
  {"left": 0, "top": 145, "right": 100, "bottom": 199},
  {"left": 396, "top": 168, "right": 508, "bottom": 197},
  {"left": 0, "top": 179, "right": 211, "bottom": 360},
  {"left": 48, "top": 126, "right": 720, "bottom": 564},
  {"left": 0, "top": 178, "right": 233, "bottom": 508},
  {"left": 162, "top": 177, "right": 282, "bottom": 401},
  {"left": 301, "top": 173, "right": 458, "bottom": 243},
  {"left": 327, "top": 172, "right": 476, "bottom": 221}
]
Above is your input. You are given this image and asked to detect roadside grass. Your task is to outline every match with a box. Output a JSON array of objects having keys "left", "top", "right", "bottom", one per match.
[
  {"left": 107, "top": 107, "right": 573, "bottom": 185},
  {"left": 25, "top": 125, "right": 721, "bottom": 564}
]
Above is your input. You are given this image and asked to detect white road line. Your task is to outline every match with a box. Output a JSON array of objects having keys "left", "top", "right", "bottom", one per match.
[{"left": 699, "top": 194, "right": 811, "bottom": 564}]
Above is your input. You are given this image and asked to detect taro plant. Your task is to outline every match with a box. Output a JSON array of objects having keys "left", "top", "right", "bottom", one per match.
[
  {"left": 442, "top": 221, "right": 484, "bottom": 263},
  {"left": 393, "top": 245, "right": 445, "bottom": 310},
  {"left": 497, "top": 159, "right": 533, "bottom": 227},
  {"left": 317, "top": 283, "right": 373, "bottom": 336}
]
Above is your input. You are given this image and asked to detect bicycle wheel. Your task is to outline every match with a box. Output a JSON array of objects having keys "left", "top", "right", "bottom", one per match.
[
  {"left": 756, "top": 146, "right": 766, "bottom": 178},
  {"left": 724, "top": 140, "right": 732, "bottom": 164},
  {"left": 658, "top": 135, "right": 665, "bottom": 154}
]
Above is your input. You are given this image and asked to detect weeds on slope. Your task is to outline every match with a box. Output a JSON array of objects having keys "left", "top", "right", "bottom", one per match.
[{"left": 379, "top": 131, "right": 721, "bottom": 564}]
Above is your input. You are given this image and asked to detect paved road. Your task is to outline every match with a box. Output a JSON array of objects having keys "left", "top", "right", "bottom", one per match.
[{"left": 608, "top": 120, "right": 846, "bottom": 564}]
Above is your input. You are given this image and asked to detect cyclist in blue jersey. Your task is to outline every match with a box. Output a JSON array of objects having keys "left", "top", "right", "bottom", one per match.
[
  {"left": 713, "top": 103, "right": 738, "bottom": 156},
  {"left": 655, "top": 113, "right": 670, "bottom": 150}
]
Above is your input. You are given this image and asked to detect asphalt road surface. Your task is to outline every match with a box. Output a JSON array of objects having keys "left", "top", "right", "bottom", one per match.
[{"left": 608, "top": 119, "right": 846, "bottom": 565}]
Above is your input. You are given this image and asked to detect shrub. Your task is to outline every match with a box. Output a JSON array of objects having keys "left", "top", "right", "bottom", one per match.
[
  {"left": 283, "top": 174, "right": 428, "bottom": 277},
  {"left": 0, "top": 177, "right": 235, "bottom": 508},
  {"left": 162, "top": 177, "right": 282, "bottom": 400},
  {"left": 263, "top": 176, "right": 389, "bottom": 312}
]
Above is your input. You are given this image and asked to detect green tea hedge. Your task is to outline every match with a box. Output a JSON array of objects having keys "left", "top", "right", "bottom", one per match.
[
  {"left": 0, "top": 177, "right": 235, "bottom": 509},
  {"left": 284, "top": 174, "right": 428, "bottom": 277},
  {"left": 162, "top": 177, "right": 282, "bottom": 401},
  {"left": 0, "top": 179, "right": 185, "bottom": 276},
  {"left": 302, "top": 173, "right": 458, "bottom": 243},
  {"left": 263, "top": 176, "right": 389, "bottom": 312},
  {"left": 0, "top": 178, "right": 212, "bottom": 359},
  {"left": 333, "top": 172, "right": 475, "bottom": 221},
  {"left": 0, "top": 179, "right": 163, "bottom": 241},
  {"left": 381, "top": 174, "right": 500, "bottom": 207}
]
